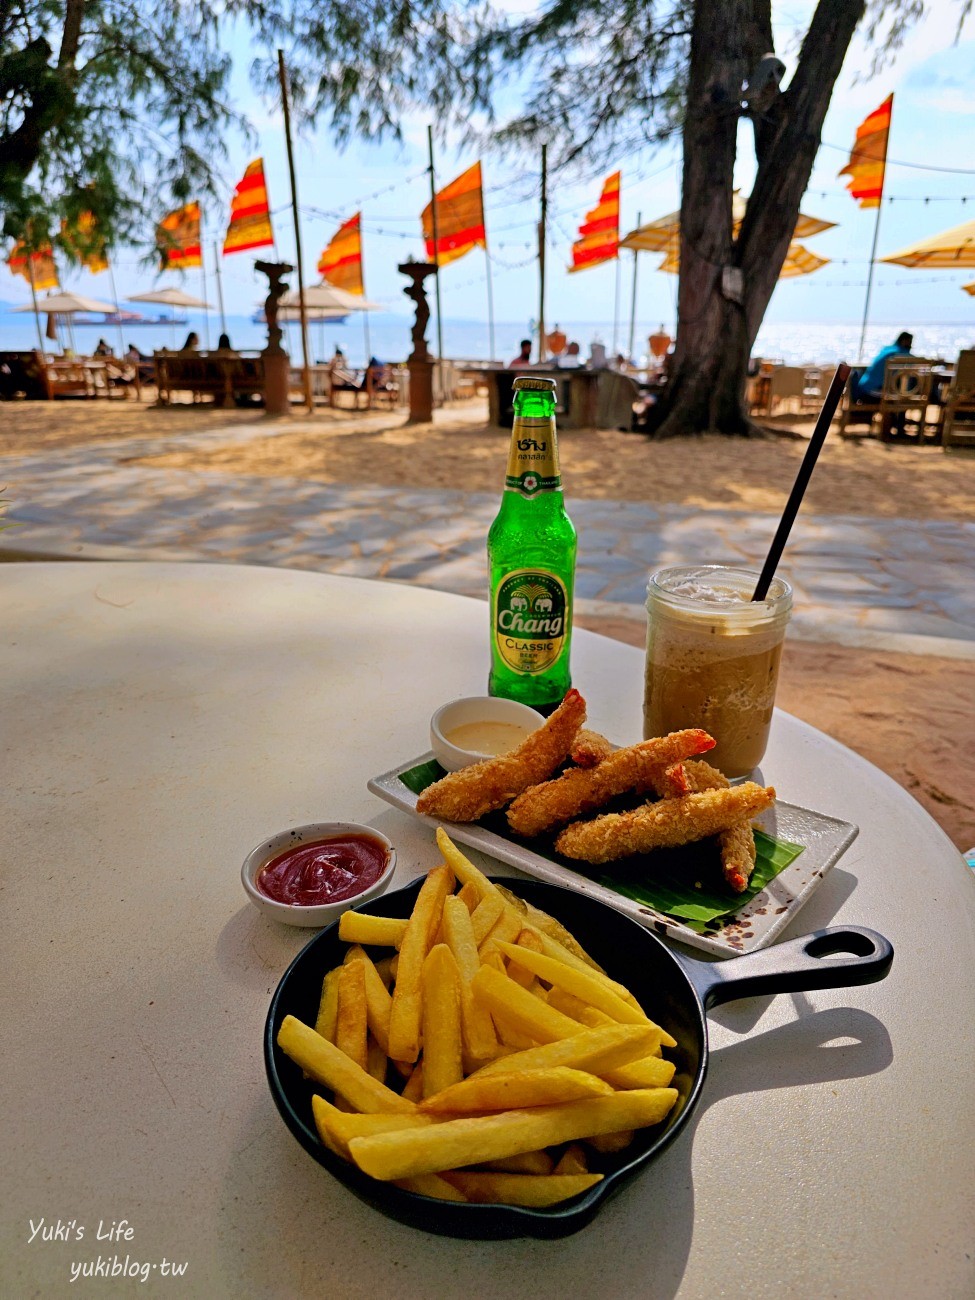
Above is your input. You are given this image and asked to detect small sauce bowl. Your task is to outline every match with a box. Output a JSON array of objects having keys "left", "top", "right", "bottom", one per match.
[
  {"left": 430, "top": 696, "right": 545, "bottom": 772},
  {"left": 241, "top": 822, "right": 396, "bottom": 928}
]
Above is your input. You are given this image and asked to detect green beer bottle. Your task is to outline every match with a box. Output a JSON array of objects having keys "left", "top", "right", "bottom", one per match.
[{"left": 488, "top": 376, "right": 577, "bottom": 711}]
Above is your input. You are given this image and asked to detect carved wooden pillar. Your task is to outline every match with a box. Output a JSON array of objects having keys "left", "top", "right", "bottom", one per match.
[
  {"left": 255, "top": 260, "right": 294, "bottom": 417},
  {"left": 398, "top": 258, "right": 438, "bottom": 424}
]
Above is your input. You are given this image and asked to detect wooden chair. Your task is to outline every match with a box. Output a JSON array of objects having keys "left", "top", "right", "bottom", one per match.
[
  {"left": 765, "top": 365, "right": 807, "bottom": 414},
  {"left": 838, "top": 367, "right": 881, "bottom": 437},
  {"left": 879, "top": 357, "right": 935, "bottom": 441},
  {"left": 941, "top": 349, "right": 975, "bottom": 452}
]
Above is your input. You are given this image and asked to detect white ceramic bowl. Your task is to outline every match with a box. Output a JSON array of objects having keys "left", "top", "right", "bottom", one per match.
[
  {"left": 241, "top": 822, "right": 396, "bottom": 928},
  {"left": 430, "top": 696, "right": 545, "bottom": 772}
]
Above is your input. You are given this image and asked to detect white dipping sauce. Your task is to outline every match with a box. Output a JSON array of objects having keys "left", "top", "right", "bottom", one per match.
[{"left": 443, "top": 720, "right": 530, "bottom": 756}]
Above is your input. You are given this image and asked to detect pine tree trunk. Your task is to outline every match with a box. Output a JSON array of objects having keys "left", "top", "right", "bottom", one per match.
[{"left": 649, "top": 0, "right": 865, "bottom": 438}]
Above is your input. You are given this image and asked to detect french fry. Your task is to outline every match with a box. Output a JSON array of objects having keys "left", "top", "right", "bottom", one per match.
[
  {"left": 602, "top": 1056, "right": 676, "bottom": 1089},
  {"left": 470, "top": 893, "right": 505, "bottom": 946},
  {"left": 440, "top": 1172, "right": 603, "bottom": 1207},
  {"left": 552, "top": 1144, "right": 589, "bottom": 1176},
  {"left": 401, "top": 1062, "right": 425, "bottom": 1103},
  {"left": 442, "top": 895, "right": 499, "bottom": 1064},
  {"left": 481, "top": 1150, "right": 554, "bottom": 1175},
  {"left": 545, "top": 986, "right": 615, "bottom": 1029},
  {"left": 497, "top": 940, "right": 670, "bottom": 1037},
  {"left": 373, "top": 955, "right": 395, "bottom": 988},
  {"left": 366, "top": 1035, "right": 388, "bottom": 1083},
  {"left": 277, "top": 1016, "right": 417, "bottom": 1114},
  {"left": 474, "top": 1023, "right": 659, "bottom": 1081},
  {"left": 587, "top": 1130, "right": 635, "bottom": 1154},
  {"left": 419, "top": 1067, "right": 614, "bottom": 1114},
  {"left": 345, "top": 946, "right": 393, "bottom": 1055},
  {"left": 335, "top": 959, "right": 368, "bottom": 1072},
  {"left": 314, "top": 967, "right": 341, "bottom": 1043},
  {"left": 506, "top": 928, "right": 543, "bottom": 990},
  {"left": 481, "top": 907, "right": 523, "bottom": 951},
  {"left": 435, "top": 827, "right": 508, "bottom": 904},
  {"left": 337, "top": 912, "right": 409, "bottom": 948},
  {"left": 525, "top": 928, "right": 667, "bottom": 1028},
  {"left": 387, "top": 864, "right": 454, "bottom": 1063},
  {"left": 421, "top": 944, "right": 464, "bottom": 1099},
  {"left": 394, "top": 1174, "right": 468, "bottom": 1202},
  {"left": 311, "top": 1095, "right": 432, "bottom": 1160},
  {"left": 471, "top": 964, "right": 583, "bottom": 1045},
  {"left": 456, "top": 881, "right": 480, "bottom": 913},
  {"left": 348, "top": 1089, "right": 678, "bottom": 1181}
]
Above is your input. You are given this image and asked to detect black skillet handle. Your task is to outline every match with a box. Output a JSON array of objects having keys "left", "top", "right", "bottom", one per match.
[{"left": 677, "top": 926, "right": 894, "bottom": 1011}]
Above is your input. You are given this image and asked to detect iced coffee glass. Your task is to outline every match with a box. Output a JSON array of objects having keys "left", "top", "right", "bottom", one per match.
[{"left": 643, "top": 565, "right": 793, "bottom": 778}]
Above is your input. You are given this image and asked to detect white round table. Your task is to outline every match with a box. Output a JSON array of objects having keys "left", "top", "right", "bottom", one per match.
[{"left": 2, "top": 563, "right": 972, "bottom": 1298}]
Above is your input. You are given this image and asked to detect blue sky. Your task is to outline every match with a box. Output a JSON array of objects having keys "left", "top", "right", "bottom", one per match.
[{"left": 9, "top": 1, "right": 975, "bottom": 333}]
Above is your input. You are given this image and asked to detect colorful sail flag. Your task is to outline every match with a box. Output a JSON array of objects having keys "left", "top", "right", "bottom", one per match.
[
  {"left": 318, "top": 213, "right": 364, "bottom": 294},
  {"left": 60, "top": 211, "right": 109, "bottom": 274},
  {"left": 223, "top": 159, "right": 275, "bottom": 255},
  {"left": 569, "top": 171, "right": 621, "bottom": 272},
  {"left": 6, "top": 240, "right": 59, "bottom": 290},
  {"left": 156, "top": 201, "right": 202, "bottom": 269},
  {"left": 422, "top": 162, "right": 487, "bottom": 268},
  {"left": 839, "top": 95, "right": 893, "bottom": 208}
]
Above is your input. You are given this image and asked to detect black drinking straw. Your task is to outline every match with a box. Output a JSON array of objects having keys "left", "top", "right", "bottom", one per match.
[{"left": 752, "top": 362, "right": 852, "bottom": 602}]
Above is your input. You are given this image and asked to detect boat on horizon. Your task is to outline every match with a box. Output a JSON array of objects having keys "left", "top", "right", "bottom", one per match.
[{"left": 71, "top": 310, "right": 189, "bottom": 327}]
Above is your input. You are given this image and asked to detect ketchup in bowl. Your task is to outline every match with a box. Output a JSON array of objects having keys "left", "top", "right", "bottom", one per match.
[{"left": 257, "top": 833, "right": 390, "bottom": 907}]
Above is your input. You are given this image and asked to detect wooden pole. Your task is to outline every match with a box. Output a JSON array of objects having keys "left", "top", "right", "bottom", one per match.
[
  {"left": 213, "top": 240, "right": 227, "bottom": 336},
  {"left": 278, "top": 48, "right": 314, "bottom": 411},
  {"left": 612, "top": 253, "right": 621, "bottom": 357},
  {"left": 199, "top": 210, "right": 211, "bottom": 350},
  {"left": 26, "top": 252, "right": 45, "bottom": 352},
  {"left": 856, "top": 95, "right": 894, "bottom": 365},
  {"left": 627, "top": 211, "right": 641, "bottom": 363},
  {"left": 538, "top": 143, "right": 548, "bottom": 363},
  {"left": 485, "top": 246, "right": 496, "bottom": 361},
  {"left": 426, "top": 125, "right": 445, "bottom": 396},
  {"left": 108, "top": 261, "right": 126, "bottom": 357}
]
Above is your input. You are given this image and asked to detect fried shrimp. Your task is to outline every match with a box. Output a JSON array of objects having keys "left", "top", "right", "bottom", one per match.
[
  {"left": 554, "top": 782, "right": 775, "bottom": 864},
  {"left": 506, "top": 730, "right": 716, "bottom": 838},
  {"left": 416, "top": 689, "right": 587, "bottom": 823},
  {"left": 661, "top": 760, "right": 758, "bottom": 892},
  {"left": 569, "top": 730, "right": 615, "bottom": 768}
]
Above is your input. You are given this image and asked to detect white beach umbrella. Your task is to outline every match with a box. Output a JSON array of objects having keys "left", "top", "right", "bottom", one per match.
[
  {"left": 277, "top": 282, "right": 384, "bottom": 319},
  {"left": 12, "top": 290, "right": 118, "bottom": 314},
  {"left": 127, "top": 287, "right": 212, "bottom": 308}
]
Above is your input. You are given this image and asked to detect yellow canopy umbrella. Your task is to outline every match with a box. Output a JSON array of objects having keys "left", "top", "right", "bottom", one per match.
[
  {"left": 657, "top": 240, "right": 829, "bottom": 279},
  {"left": 619, "top": 191, "right": 835, "bottom": 253},
  {"left": 881, "top": 218, "right": 975, "bottom": 268},
  {"left": 963, "top": 282, "right": 975, "bottom": 296}
]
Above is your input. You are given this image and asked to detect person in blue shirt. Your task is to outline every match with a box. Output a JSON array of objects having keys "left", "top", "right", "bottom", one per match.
[{"left": 854, "top": 331, "right": 914, "bottom": 400}]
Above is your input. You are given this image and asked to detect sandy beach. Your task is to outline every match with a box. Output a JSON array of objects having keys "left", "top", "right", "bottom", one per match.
[{"left": 2, "top": 397, "right": 973, "bottom": 847}]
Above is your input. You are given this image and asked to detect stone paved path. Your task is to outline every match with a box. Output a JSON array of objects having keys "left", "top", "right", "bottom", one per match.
[{"left": 3, "top": 418, "right": 973, "bottom": 657}]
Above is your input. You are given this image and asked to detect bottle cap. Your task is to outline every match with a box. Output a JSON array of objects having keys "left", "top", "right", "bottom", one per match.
[{"left": 513, "top": 376, "right": 557, "bottom": 392}]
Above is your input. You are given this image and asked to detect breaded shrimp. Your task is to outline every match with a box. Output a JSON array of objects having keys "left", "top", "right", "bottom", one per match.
[
  {"left": 506, "top": 729, "right": 715, "bottom": 838},
  {"left": 416, "top": 689, "right": 587, "bottom": 823},
  {"left": 554, "top": 782, "right": 775, "bottom": 864},
  {"left": 660, "top": 760, "right": 757, "bottom": 892},
  {"left": 569, "top": 730, "right": 615, "bottom": 768}
]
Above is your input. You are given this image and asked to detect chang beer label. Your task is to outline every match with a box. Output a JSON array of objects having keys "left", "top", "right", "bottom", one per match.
[
  {"left": 493, "top": 569, "right": 569, "bottom": 675},
  {"left": 505, "top": 417, "right": 561, "bottom": 497}
]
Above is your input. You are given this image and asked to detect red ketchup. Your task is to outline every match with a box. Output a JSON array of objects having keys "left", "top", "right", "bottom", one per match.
[{"left": 257, "top": 834, "right": 389, "bottom": 907}]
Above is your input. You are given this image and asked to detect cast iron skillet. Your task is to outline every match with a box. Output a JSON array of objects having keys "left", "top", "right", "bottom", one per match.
[{"left": 265, "top": 877, "right": 893, "bottom": 1239}]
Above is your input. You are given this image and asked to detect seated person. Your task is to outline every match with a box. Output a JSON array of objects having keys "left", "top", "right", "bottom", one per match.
[
  {"left": 180, "top": 331, "right": 200, "bottom": 353},
  {"left": 557, "top": 341, "right": 583, "bottom": 369},
  {"left": 365, "top": 356, "right": 394, "bottom": 393},
  {"left": 215, "top": 332, "right": 238, "bottom": 355},
  {"left": 508, "top": 339, "right": 532, "bottom": 369},
  {"left": 93, "top": 338, "right": 113, "bottom": 357},
  {"left": 854, "top": 331, "right": 914, "bottom": 401}
]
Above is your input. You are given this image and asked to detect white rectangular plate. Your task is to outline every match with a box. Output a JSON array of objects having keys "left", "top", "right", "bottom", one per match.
[{"left": 368, "top": 754, "right": 859, "bottom": 959}]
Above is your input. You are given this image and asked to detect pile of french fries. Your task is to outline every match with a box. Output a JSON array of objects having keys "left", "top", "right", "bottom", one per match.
[{"left": 276, "top": 828, "right": 679, "bottom": 1208}]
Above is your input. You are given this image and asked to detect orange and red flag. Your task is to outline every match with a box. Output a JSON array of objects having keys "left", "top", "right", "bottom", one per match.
[
  {"left": 318, "top": 213, "right": 364, "bottom": 294},
  {"left": 7, "top": 240, "right": 59, "bottom": 290},
  {"left": 422, "top": 162, "right": 487, "bottom": 267},
  {"left": 60, "top": 211, "right": 109, "bottom": 274},
  {"left": 223, "top": 159, "right": 275, "bottom": 255},
  {"left": 839, "top": 95, "right": 893, "bottom": 209},
  {"left": 569, "top": 171, "right": 621, "bottom": 272},
  {"left": 156, "top": 201, "right": 202, "bottom": 270}
]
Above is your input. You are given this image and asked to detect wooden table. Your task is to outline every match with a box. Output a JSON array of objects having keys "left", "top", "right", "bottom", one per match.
[{"left": 2, "top": 562, "right": 973, "bottom": 1298}]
